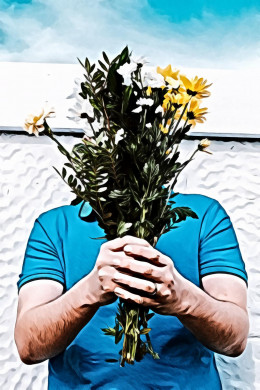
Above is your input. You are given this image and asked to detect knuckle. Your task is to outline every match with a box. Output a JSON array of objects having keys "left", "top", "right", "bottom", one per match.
[
  {"left": 97, "top": 262, "right": 103, "bottom": 271},
  {"left": 112, "top": 257, "right": 121, "bottom": 266},
  {"left": 167, "top": 280, "right": 174, "bottom": 289},
  {"left": 144, "top": 267, "right": 153, "bottom": 276},
  {"left": 123, "top": 235, "right": 132, "bottom": 242},
  {"left": 138, "top": 247, "right": 146, "bottom": 256},
  {"left": 124, "top": 259, "right": 130, "bottom": 269},
  {"left": 163, "top": 288, "right": 171, "bottom": 298},
  {"left": 98, "top": 266, "right": 110, "bottom": 278},
  {"left": 147, "top": 284, "right": 155, "bottom": 293},
  {"left": 120, "top": 258, "right": 128, "bottom": 268}
]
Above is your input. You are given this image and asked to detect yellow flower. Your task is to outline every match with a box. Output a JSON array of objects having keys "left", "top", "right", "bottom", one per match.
[
  {"left": 179, "top": 75, "right": 212, "bottom": 99},
  {"left": 198, "top": 138, "right": 213, "bottom": 154},
  {"left": 162, "top": 92, "right": 190, "bottom": 112},
  {"left": 165, "top": 76, "right": 179, "bottom": 89},
  {"left": 146, "top": 86, "right": 152, "bottom": 96},
  {"left": 165, "top": 148, "right": 172, "bottom": 154},
  {"left": 23, "top": 105, "right": 55, "bottom": 136},
  {"left": 199, "top": 138, "right": 211, "bottom": 148},
  {"left": 157, "top": 64, "right": 180, "bottom": 81},
  {"left": 159, "top": 123, "right": 169, "bottom": 133},
  {"left": 181, "top": 99, "right": 208, "bottom": 127}
]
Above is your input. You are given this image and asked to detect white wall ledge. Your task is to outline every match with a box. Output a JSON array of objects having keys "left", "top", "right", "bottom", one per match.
[{"left": 1, "top": 126, "right": 260, "bottom": 141}]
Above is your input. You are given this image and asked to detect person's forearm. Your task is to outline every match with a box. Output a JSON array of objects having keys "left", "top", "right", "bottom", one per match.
[
  {"left": 172, "top": 278, "right": 249, "bottom": 357},
  {"left": 15, "top": 276, "right": 101, "bottom": 364}
]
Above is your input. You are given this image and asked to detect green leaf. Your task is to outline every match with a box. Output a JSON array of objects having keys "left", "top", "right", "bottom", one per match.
[
  {"left": 97, "top": 187, "right": 107, "bottom": 192},
  {"left": 102, "top": 51, "right": 110, "bottom": 65},
  {"left": 52, "top": 166, "right": 61, "bottom": 178},
  {"left": 117, "top": 221, "right": 132, "bottom": 236},
  {"left": 77, "top": 57, "right": 85, "bottom": 69},
  {"left": 62, "top": 167, "right": 66, "bottom": 179},
  {"left": 85, "top": 57, "right": 91, "bottom": 73},
  {"left": 57, "top": 145, "right": 69, "bottom": 157},
  {"left": 90, "top": 63, "right": 96, "bottom": 73},
  {"left": 122, "top": 85, "right": 133, "bottom": 113},
  {"left": 68, "top": 175, "right": 74, "bottom": 185},
  {"left": 119, "top": 45, "right": 130, "bottom": 65},
  {"left": 115, "top": 329, "right": 124, "bottom": 344},
  {"left": 93, "top": 70, "right": 104, "bottom": 82},
  {"left": 64, "top": 162, "right": 73, "bottom": 169},
  {"left": 98, "top": 60, "right": 108, "bottom": 72},
  {"left": 140, "top": 328, "right": 151, "bottom": 334},
  {"left": 101, "top": 327, "right": 116, "bottom": 336}
]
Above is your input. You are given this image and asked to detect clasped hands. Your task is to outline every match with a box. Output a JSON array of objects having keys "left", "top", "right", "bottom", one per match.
[{"left": 93, "top": 235, "right": 187, "bottom": 316}]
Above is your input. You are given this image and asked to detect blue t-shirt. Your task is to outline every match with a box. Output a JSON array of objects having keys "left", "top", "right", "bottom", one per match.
[{"left": 17, "top": 192, "right": 248, "bottom": 390}]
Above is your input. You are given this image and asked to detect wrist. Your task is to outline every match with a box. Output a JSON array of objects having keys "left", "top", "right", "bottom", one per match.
[
  {"left": 176, "top": 276, "right": 205, "bottom": 318},
  {"left": 71, "top": 272, "right": 101, "bottom": 311},
  {"left": 170, "top": 271, "right": 200, "bottom": 317}
]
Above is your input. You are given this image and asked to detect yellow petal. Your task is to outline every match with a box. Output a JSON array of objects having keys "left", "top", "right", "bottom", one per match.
[
  {"left": 179, "top": 75, "right": 191, "bottom": 90},
  {"left": 146, "top": 86, "right": 152, "bottom": 96},
  {"left": 165, "top": 76, "right": 179, "bottom": 89}
]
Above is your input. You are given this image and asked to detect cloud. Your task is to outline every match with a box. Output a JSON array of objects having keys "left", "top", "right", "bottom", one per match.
[{"left": 0, "top": 0, "right": 260, "bottom": 69}]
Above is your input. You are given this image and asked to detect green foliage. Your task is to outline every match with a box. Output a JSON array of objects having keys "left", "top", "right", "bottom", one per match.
[
  {"left": 48, "top": 45, "right": 201, "bottom": 244},
  {"left": 44, "top": 45, "right": 207, "bottom": 365}
]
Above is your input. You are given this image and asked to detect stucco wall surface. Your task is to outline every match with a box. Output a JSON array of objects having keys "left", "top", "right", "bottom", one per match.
[{"left": 0, "top": 133, "right": 259, "bottom": 390}]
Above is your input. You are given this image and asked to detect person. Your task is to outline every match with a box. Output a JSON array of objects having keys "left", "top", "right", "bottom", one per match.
[{"left": 14, "top": 191, "right": 249, "bottom": 390}]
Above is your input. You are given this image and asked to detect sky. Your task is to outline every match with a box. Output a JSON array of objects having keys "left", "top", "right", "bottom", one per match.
[{"left": 0, "top": 0, "right": 260, "bottom": 69}]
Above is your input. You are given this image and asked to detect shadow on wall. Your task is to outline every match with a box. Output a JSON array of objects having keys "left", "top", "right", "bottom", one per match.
[{"left": 215, "top": 342, "right": 255, "bottom": 390}]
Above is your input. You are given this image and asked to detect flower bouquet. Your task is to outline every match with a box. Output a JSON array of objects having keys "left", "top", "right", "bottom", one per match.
[{"left": 23, "top": 45, "right": 212, "bottom": 366}]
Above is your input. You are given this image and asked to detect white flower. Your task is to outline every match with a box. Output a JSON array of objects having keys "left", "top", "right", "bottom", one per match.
[
  {"left": 117, "top": 62, "right": 138, "bottom": 76},
  {"left": 142, "top": 69, "right": 165, "bottom": 88},
  {"left": 131, "top": 106, "right": 142, "bottom": 113},
  {"left": 23, "top": 103, "right": 55, "bottom": 137},
  {"left": 155, "top": 105, "right": 164, "bottom": 115},
  {"left": 115, "top": 128, "right": 125, "bottom": 145},
  {"left": 131, "top": 55, "right": 150, "bottom": 66},
  {"left": 117, "top": 62, "right": 138, "bottom": 85},
  {"left": 136, "top": 97, "right": 154, "bottom": 106}
]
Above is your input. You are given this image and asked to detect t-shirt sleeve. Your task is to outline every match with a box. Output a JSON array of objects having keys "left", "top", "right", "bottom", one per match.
[
  {"left": 17, "top": 218, "right": 65, "bottom": 294},
  {"left": 199, "top": 199, "right": 248, "bottom": 287}
]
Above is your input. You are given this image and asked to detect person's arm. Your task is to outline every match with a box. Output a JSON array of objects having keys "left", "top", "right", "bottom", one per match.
[
  {"left": 14, "top": 275, "right": 101, "bottom": 365},
  {"left": 15, "top": 235, "right": 149, "bottom": 365},
  {"left": 111, "top": 242, "right": 249, "bottom": 357},
  {"left": 173, "top": 273, "right": 249, "bottom": 357}
]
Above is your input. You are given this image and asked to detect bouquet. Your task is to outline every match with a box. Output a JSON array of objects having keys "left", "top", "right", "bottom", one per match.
[{"left": 23, "top": 45, "right": 212, "bottom": 366}]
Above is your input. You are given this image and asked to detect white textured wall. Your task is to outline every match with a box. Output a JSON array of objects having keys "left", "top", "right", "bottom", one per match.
[
  {"left": 1, "top": 133, "right": 259, "bottom": 390},
  {"left": 1, "top": 61, "right": 260, "bottom": 135}
]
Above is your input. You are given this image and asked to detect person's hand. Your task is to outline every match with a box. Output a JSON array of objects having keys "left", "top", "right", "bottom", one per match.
[
  {"left": 109, "top": 236, "right": 186, "bottom": 316},
  {"left": 88, "top": 234, "right": 186, "bottom": 315},
  {"left": 86, "top": 235, "right": 151, "bottom": 307}
]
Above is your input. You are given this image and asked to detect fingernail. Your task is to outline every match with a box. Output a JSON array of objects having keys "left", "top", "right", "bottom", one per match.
[{"left": 124, "top": 245, "right": 132, "bottom": 252}]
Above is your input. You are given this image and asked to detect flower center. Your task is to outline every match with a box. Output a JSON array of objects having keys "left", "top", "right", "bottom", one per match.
[
  {"left": 187, "top": 89, "right": 197, "bottom": 96},
  {"left": 187, "top": 111, "right": 195, "bottom": 120}
]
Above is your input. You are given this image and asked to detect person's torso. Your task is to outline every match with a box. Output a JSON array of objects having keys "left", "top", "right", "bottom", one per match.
[{"left": 39, "top": 192, "right": 222, "bottom": 390}]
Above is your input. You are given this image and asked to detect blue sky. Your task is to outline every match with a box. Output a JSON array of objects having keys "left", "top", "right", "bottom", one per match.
[{"left": 0, "top": 0, "right": 260, "bottom": 69}]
